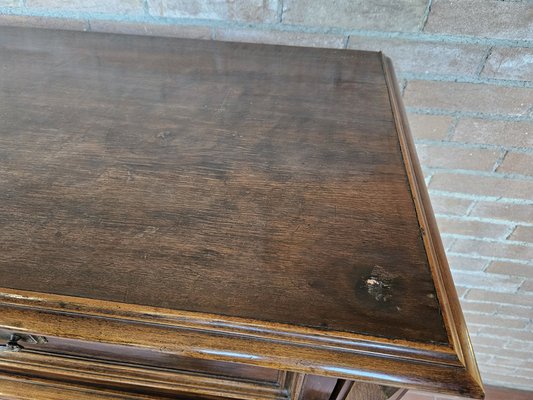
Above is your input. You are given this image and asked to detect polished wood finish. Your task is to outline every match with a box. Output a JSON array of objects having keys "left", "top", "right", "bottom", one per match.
[
  {"left": 0, "top": 26, "right": 483, "bottom": 399},
  {"left": 0, "top": 26, "right": 444, "bottom": 344}
]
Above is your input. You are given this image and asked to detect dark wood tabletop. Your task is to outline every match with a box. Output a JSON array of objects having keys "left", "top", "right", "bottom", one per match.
[{"left": 0, "top": 26, "right": 483, "bottom": 398}]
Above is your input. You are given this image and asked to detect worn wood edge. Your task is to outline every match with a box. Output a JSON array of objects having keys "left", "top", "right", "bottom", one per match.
[
  {"left": 0, "top": 295, "right": 482, "bottom": 396},
  {"left": 380, "top": 53, "right": 484, "bottom": 399},
  {"left": 0, "top": 350, "right": 287, "bottom": 400},
  {"left": 0, "top": 287, "right": 457, "bottom": 366}
]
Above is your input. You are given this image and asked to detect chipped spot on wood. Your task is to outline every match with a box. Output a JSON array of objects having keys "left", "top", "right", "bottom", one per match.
[{"left": 363, "top": 265, "right": 397, "bottom": 303}]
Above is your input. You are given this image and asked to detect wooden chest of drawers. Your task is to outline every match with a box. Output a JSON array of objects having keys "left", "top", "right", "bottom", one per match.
[{"left": 0, "top": 26, "right": 483, "bottom": 399}]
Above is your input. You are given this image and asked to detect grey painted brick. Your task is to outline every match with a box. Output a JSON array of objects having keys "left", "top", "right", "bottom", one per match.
[
  {"left": 348, "top": 37, "right": 486, "bottom": 77},
  {"left": 89, "top": 20, "right": 212, "bottom": 39},
  {"left": 453, "top": 119, "right": 533, "bottom": 148},
  {"left": 27, "top": 0, "right": 145, "bottom": 15},
  {"left": 425, "top": 0, "right": 533, "bottom": 40},
  {"left": 482, "top": 47, "right": 533, "bottom": 82},
  {"left": 282, "top": 0, "right": 428, "bottom": 32},
  {"left": 214, "top": 28, "right": 345, "bottom": 48},
  {"left": 148, "top": 0, "right": 279, "bottom": 23},
  {"left": 404, "top": 81, "right": 533, "bottom": 117}
]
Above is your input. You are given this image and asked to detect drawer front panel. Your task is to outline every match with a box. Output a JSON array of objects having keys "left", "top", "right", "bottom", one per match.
[{"left": 0, "top": 329, "right": 295, "bottom": 400}]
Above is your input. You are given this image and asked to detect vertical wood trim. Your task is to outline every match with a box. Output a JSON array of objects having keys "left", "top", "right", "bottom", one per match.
[{"left": 286, "top": 372, "right": 306, "bottom": 400}]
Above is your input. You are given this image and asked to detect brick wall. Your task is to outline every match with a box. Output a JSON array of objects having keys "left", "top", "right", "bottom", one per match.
[{"left": 1, "top": 0, "right": 532, "bottom": 393}]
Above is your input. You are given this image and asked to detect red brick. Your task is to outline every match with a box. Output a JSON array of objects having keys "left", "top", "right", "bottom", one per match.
[
  {"left": 429, "top": 195, "right": 473, "bottom": 217},
  {"left": 88, "top": 20, "right": 212, "bottom": 40},
  {"left": 347, "top": 37, "right": 486, "bottom": 76},
  {"left": 480, "top": 363, "right": 518, "bottom": 376},
  {"left": 429, "top": 172, "right": 533, "bottom": 201},
  {"left": 483, "top": 374, "right": 533, "bottom": 389},
  {"left": 510, "top": 226, "right": 533, "bottom": 243},
  {"left": 447, "top": 254, "right": 488, "bottom": 272},
  {"left": 470, "top": 333, "right": 507, "bottom": 348},
  {"left": 214, "top": 28, "right": 344, "bottom": 48},
  {"left": 470, "top": 201, "right": 533, "bottom": 223},
  {"left": 453, "top": 119, "right": 533, "bottom": 148},
  {"left": 464, "top": 312, "right": 528, "bottom": 329},
  {"left": 518, "top": 279, "right": 533, "bottom": 295},
  {"left": 466, "top": 289, "right": 533, "bottom": 307},
  {"left": 497, "top": 304, "right": 533, "bottom": 320},
  {"left": 480, "top": 373, "right": 521, "bottom": 388},
  {"left": 451, "top": 271, "right": 523, "bottom": 293},
  {"left": 462, "top": 300, "right": 498, "bottom": 315},
  {"left": 407, "top": 113, "right": 453, "bottom": 141},
  {"left": 436, "top": 216, "right": 510, "bottom": 239},
  {"left": 0, "top": 15, "right": 88, "bottom": 31},
  {"left": 27, "top": 0, "right": 144, "bottom": 15},
  {"left": 424, "top": 0, "right": 533, "bottom": 41},
  {"left": 504, "top": 339, "right": 533, "bottom": 352},
  {"left": 416, "top": 144, "right": 498, "bottom": 171},
  {"left": 476, "top": 347, "right": 524, "bottom": 366},
  {"left": 482, "top": 47, "right": 533, "bottom": 82},
  {"left": 148, "top": 0, "right": 279, "bottom": 22},
  {"left": 498, "top": 152, "right": 533, "bottom": 176},
  {"left": 493, "top": 350, "right": 533, "bottom": 365},
  {"left": 451, "top": 237, "right": 533, "bottom": 262},
  {"left": 282, "top": 0, "right": 428, "bottom": 32},
  {"left": 486, "top": 261, "right": 532, "bottom": 278},
  {"left": 404, "top": 81, "right": 532, "bottom": 116}
]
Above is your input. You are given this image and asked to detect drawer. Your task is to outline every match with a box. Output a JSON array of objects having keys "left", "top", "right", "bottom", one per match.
[{"left": 0, "top": 329, "right": 300, "bottom": 400}]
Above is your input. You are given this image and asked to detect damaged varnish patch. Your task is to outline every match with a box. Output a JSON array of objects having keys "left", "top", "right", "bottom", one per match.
[
  {"left": 362, "top": 265, "right": 398, "bottom": 303},
  {"left": 364, "top": 265, "right": 397, "bottom": 302}
]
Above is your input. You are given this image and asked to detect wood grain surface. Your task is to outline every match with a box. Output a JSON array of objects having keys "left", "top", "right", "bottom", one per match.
[{"left": 0, "top": 26, "right": 446, "bottom": 343}]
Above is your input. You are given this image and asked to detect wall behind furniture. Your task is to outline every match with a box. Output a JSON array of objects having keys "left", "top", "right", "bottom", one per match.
[{"left": 1, "top": 0, "right": 531, "bottom": 392}]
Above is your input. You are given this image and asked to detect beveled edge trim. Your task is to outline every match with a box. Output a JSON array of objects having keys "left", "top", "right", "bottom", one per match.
[
  {"left": 0, "top": 287, "right": 457, "bottom": 367},
  {"left": 380, "top": 53, "right": 484, "bottom": 399},
  {"left": 0, "top": 287, "right": 482, "bottom": 396}
]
